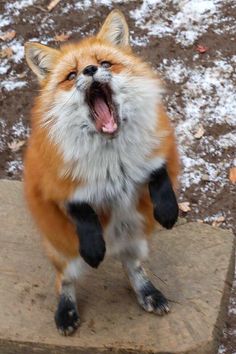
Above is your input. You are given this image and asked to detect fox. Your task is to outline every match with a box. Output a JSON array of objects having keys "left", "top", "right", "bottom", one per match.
[{"left": 24, "top": 9, "right": 180, "bottom": 335}]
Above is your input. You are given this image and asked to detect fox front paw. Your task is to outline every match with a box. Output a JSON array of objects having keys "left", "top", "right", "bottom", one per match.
[
  {"left": 149, "top": 166, "right": 179, "bottom": 229},
  {"left": 67, "top": 202, "right": 106, "bottom": 268},
  {"left": 79, "top": 231, "right": 106, "bottom": 268},
  {"left": 153, "top": 195, "right": 179, "bottom": 229}
]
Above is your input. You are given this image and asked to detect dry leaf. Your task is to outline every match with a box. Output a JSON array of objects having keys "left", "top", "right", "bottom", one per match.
[
  {"left": 194, "top": 124, "right": 205, "bottom": 139},
  {"left": 197, "top": 219, "right": 204, "bottom": 223},
  {"left": 196, "top": 44, "right": 209, "bottom": 53},
  {"left": 179, "top": 202, "right": 191, "bottom": 213},
  {"left": 216, "top": 216, "right": 225, "bottom": 222},
  {"left": 0, "top": 30, "right": 16, "bottom": 41},
  {"left": 202, "top": 174, "right": 210, "bottom": 181},
  {"left": 229, "top": 167, "right": 236, "bottom": 184},
  {"left": 18, "top": 72, "right": 27, "bottom": 79},
  {"left": 212, "top": 221, "right": 219, "bottom": 227},
  {"left": 47, "top": 0, "right": 61, "bottom": 11},
  {"left": 54, "top": 33, "right": 70, "bottom": 42},
  {"left": 8, "top": 140, "right": 25, "bottom": 152},
  {"left": 0, "top": 47, "right": 13, "bottom": 59},
  {"left": 212, "top": 216, "right": 225, "bottom": 228}
]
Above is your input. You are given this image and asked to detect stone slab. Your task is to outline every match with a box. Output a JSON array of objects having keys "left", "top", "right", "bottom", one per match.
[{"left": 0, "top": 180, "right": 234, "bottom": 354}]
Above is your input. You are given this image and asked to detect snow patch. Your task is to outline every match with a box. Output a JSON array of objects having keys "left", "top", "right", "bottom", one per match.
[
  {"left": 130, "top": 34, "right": 149, "bottom": 46},
  {"left": 0, "top": 15, "right": 11, "bottom": 29},
  {"left": 218, "top": 344, "right": 226, "bottom": 354},
  {"left": 217, "top": 133, "right": 236, "bottom": 149},
  {"left": 6, "top": 159, "right": 23, "bottom": 175},
  {"left": 130, "top": 0, "right": 225, "bottom": 46},
  {"left": 0, "top": 80, "right": 27, "bottom": 91},
  {"left": 75, "top": 0, "right": 92, "bottom": 10},
  {"left": 158, "top": 54, "right": 236, "bottom": 190},
  {"left": 10, "top": 119, "right": 29, "bottom": 139},
  {"left": 10, "top": 40, "right": 25, "bottom": 63},
  {"left": 75, "top": 0, "right": 127, "bottom": 10},
  {"left": 95, "top": 0, "right": 124, "bottom": 4},
  {"left": 0, "top": 60, "right": 10, "bottom": 75},
  {"left": 5, "top": 0, "right": 36, "bottom": 16},
  {"left": 0, "top": 119, "right": 7, "bottom": 152}
]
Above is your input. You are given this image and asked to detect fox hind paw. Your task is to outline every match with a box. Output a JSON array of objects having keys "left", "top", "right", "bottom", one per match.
[
  {"left": 138, "top": 283, "right": 170, "bottom": 315},
  {"left": 55, "top": 295, "right": 80, "bottom": 336}
]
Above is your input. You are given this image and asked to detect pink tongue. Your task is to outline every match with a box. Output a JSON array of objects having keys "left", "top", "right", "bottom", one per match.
[{"left": 93, "top": 97, "right": 117, "bottom": 134}]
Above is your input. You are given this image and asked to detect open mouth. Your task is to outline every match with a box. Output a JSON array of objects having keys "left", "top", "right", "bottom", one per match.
[{"left": 86, "top": 82, "right": 118, "bottom": 135}]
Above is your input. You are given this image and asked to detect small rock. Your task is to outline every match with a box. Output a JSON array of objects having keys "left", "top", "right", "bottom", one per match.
[{"left": 202, "top": 174, "right": 210, "bottom": 181}]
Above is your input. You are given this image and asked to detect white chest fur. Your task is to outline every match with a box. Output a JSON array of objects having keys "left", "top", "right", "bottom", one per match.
[{"left": 69, "top": 128, "right": 164, "bottom": 209}]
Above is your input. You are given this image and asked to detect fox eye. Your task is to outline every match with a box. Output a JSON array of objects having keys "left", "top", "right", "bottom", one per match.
[
  {"left": 66, "top": 71, "right": 77, "bottom": 81},
  {"left": 101, "top": 61, "right": 112, "bottom": 68}
]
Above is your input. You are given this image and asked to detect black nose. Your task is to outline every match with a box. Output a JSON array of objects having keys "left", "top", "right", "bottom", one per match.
[{"left": 83, "top": 65, "right": 98, "bottom": 76}]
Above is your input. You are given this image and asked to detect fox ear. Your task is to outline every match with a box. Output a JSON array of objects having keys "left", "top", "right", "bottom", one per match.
[
  {"left": 25, "top": 42, "right": 59, "bottom": 81},
  {"left": 97, "top": 9, "right": 129, "bottom": 47}
]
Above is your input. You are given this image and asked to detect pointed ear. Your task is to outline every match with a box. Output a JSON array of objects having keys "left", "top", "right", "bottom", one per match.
[
  {"left": 97, "top": 9, "right": 129, "bottom": 47},
  {"left": 25, "top": 42, "right": 59, "bottom": 81}
]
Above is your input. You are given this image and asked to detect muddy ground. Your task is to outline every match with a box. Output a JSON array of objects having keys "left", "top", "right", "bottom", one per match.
[{"left": 0, "top": 0, "right": 235, "bottom": 352}]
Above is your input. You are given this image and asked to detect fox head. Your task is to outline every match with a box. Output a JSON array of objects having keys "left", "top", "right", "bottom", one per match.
[{"left": 25, "top": 10, "right": 162, "bottom": 166}]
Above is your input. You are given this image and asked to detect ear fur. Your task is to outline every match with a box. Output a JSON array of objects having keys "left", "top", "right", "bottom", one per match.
[
  {"left": 97, "top": 9, "right": 129, "bottom": 47},
  {"left": 25, "top": 42, "right": 59, "bottom": 81}
]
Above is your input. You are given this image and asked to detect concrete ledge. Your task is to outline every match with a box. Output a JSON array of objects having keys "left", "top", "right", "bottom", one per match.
[{"left": 0, "top": 180, "right": 234, "bottom": 354}]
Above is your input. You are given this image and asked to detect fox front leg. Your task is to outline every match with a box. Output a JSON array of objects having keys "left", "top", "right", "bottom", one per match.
[
  {"left": 148, "top": 165, "right": 179, "bottom": 229},
  {"left": 67, "top": 202, "right": 106, "bottom": 268}
]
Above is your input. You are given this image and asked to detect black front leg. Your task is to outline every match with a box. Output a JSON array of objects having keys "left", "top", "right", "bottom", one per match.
[
  {"left": 148, "top": 165, "right": 179, "bottom": 229},
  {"left": 67, "top": 202, "right": 106, "bottom": 268}
]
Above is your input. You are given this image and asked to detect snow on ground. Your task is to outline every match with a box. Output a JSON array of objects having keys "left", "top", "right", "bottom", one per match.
[
  {"left": 6, "top": 159, "right": 23, "bottom": 175},
  {"left": 130, "top": 0, "right": 236, "bottom": 46},
  {"left": 0, "top": 116, "right": 29, "bottom": 174},
  {"left": 0, "top": 119, "right": 7, "bottom": 153},
  {"left": 157, "top": 55, "right": 236, "bottom": 190}
]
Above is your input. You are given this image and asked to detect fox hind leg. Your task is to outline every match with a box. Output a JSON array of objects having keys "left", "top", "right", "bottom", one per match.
[
  {"left": 122, "top": 257, "right": 169, "bottom": 315},
  {"left": 110, "top": 207, "right": 169, "bottom": 315},
  {"left": 55, "top": 281, "right": 80, "bottom": 336},
  {"left": 25, "top": 186, "right": 81, "bottom": 335},
  {"left": 54, "top": 270, "right": 80, "bottom": 336}
]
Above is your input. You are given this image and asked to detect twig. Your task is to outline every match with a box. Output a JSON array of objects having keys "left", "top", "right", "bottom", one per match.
[
  {"left": 47, "top": 0, "right": 62, "bottom": 11},
  {"left": 32, "top": 5, "right": 47, "bottom": 12}
]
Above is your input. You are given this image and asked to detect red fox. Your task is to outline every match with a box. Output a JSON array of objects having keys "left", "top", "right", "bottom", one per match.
[{"left": 24, "top": 9, "right": 180, "bottom": 335}]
